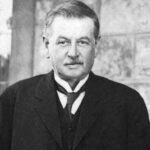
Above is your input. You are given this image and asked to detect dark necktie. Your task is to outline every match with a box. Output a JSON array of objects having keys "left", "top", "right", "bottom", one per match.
[{"left": 56, "top": 83, "right": 85, "bottom": 120}]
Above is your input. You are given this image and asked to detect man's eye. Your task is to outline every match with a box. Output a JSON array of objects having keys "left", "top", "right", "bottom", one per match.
[
  {"left": 57, "top": 41, "right": 69, "bottom": 46},
  {"left": 78, "top": 40, "right": 89, "bottom": 46}
]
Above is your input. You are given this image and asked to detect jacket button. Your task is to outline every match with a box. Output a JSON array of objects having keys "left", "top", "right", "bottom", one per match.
[
  {"left": 68, "top": 127, "right": 72, "bottom": 131},
  {"left": 68, "top": 144, "right": 72, "bottom": 150}
]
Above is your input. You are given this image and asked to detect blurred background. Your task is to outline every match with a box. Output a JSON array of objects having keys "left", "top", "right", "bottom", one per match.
[{"left": 0, "top": 0, "right": 150, "bottom": 116}]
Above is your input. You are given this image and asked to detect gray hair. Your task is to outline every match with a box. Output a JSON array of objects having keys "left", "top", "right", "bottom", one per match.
[{"left": 43, "top": 0, "right": 100, "bottom": 40}]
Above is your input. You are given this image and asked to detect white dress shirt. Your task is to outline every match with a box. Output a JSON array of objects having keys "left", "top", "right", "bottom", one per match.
[{"left": 54, "top": 73, "right": 89, "bottom": 114}]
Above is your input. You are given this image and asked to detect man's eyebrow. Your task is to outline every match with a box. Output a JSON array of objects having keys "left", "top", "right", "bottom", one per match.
[
  {"left": 57, "top": 36, "right": 92, "bottom": 42},
  {"left": 78, "top": 36, "right": 91, "bottom": 41},
  {"left": 57, "top": 36, "right": 69, "bottom": 40}
]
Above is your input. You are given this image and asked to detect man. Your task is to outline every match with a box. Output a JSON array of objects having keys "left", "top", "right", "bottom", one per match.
[{"left": 0, "top": 0, "right": 150, "bottom": 150}]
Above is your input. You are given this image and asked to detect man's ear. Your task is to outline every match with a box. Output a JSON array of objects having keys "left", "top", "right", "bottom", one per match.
[
  {"left": 43, "top": 36, "right": 50, "bottom": 58},
  {"left": 94, "top": 35, "right": 101, "bottom": 57},
  {"left": 95, "top": 35, "right": 101, "bottom": 45},
  {"left": 43, "top": 36, "right": 49, "bottom": 49}
]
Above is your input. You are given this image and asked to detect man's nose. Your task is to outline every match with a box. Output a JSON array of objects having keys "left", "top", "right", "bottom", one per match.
[{"left": 67, "top": 43, "right": 79, "bottom": 58}]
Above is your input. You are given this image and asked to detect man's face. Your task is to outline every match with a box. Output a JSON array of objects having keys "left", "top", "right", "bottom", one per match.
[{"left": 46, "top": 16, "right": 98, "bottom": 82}]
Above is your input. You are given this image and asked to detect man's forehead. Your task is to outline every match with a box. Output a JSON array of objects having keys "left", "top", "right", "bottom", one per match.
[
  {"left": 49, "top": 16, "right": 95, "bottom": 38},
  {"left": 52, "top": 15, "right": 94, "bottom": 26}
]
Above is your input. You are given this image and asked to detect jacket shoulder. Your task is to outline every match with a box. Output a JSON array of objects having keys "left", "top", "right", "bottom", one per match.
[
  {"left": 92, "top": 73, "right": 143, "bottom": 103},
  {"left": 92, "top": 73, "right": 149, "bottom": 116},
  {"left": 0, "top": 74, "right": 48, "bottom": 104},
  {"left": 9, "top": 74, "right": 46, "bottom": 91}
]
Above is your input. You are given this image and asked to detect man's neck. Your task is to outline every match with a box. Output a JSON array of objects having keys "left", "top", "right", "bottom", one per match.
[
  {"left": 54, "top": 73, "right": 89, "bottom": 92},
  {"left": 67, "top": 79, "right": 80, "bottom": 90}
]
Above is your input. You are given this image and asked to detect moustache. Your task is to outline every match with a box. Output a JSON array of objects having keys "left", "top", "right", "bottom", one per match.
[{"left": 64, "top": 61, "right": 83, "bottom": 65}]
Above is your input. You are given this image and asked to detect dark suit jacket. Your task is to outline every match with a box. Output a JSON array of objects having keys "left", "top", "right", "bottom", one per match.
[{"left": 0, "top": 71, "right": 150, "bottom": 150}]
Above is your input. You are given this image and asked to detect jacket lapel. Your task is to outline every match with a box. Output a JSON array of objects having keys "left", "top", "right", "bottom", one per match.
[
  {"left": 33, "top": 71, "right": 106, "bottom": 150},
  {"left": 73, "top": 72, "right": 105, "bottom": 150},
  {"left": 34, "top": 71, "right": 63, "bottom": 149}
]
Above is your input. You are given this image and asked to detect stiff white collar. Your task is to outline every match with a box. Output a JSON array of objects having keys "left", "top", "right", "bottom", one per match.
[{"left": 54, "top": 73, "right": 89, "bottom": 93}]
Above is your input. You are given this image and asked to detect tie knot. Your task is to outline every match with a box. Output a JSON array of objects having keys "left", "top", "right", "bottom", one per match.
[
  {"left": 56, "top": 82, "right": 85, "bottom": 95},
  {"left": 67, "top": 92, "right": 80, "bottom": 105},
  {"left": 55, "top": 81, "right": 86, "bottom": 104},
  {"left": 55, "top": 81, "right": 86, "bottom": 120}
]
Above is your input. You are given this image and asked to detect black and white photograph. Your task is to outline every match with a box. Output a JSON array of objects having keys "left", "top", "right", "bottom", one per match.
[{"left": 0, "top": 0, "right": 150, "bottom": 149}]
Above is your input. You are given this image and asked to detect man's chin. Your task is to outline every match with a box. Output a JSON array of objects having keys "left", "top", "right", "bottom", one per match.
[{"left": 59, "top": 72, "right": 83, "bottom": 81}]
